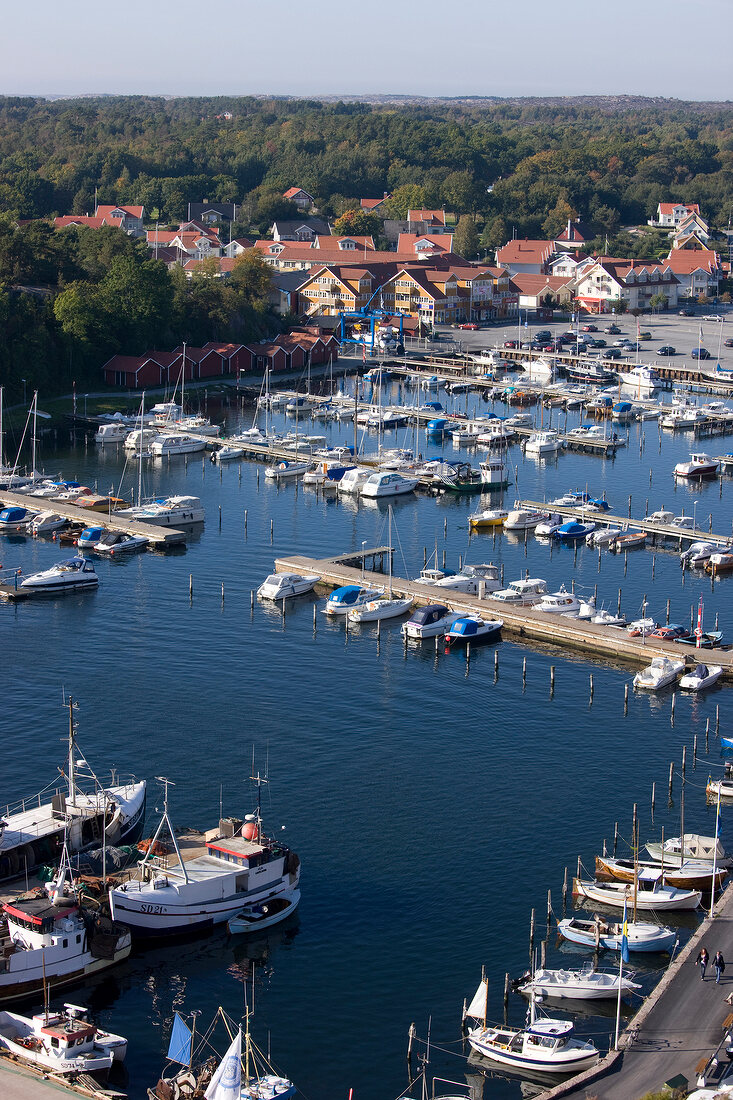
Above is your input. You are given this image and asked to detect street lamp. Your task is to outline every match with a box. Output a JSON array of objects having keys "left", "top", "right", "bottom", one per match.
[{"left": 693, "top": 499, "right": 699, "bottom": 531}]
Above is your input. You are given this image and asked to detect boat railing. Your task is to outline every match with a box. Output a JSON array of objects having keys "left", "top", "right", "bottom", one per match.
[{"left": 2, "top": 772, "right": 140, "bottom": 820}]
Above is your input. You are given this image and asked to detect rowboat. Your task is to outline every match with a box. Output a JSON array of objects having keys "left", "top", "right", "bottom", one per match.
[
  {"left": 572, "top": 876, "right": 702, "bottom": 911},
  {"left": 557, "top": 916, "right": 676, "bottom": 954},
  {"left": 594, "top": 854, "right": 726, "bottom": 892},
  {"left": 612, "top": 531, "right": 647, "bottom": 552}
]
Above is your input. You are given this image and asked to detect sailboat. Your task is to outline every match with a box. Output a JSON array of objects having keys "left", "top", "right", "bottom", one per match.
[
  {"left": 149, "top": 1006, "right": 295, "bottom": 1100},
  {"left": 463, "top": 971, "right": 599, "bottom": 1074},
  {"left": 347, "top": 508, "right": 413, "bottom": 622}
]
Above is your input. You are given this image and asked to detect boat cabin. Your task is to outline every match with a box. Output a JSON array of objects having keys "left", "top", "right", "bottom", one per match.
[
  {"left": 449, "top": 618, "right": 482, "bottom": 637},
  {"left": 409, "top": 605, "right": 449, "bottom": 627},
  {"left": 327, "top": 585, "right": 367, "bottom": 608}
]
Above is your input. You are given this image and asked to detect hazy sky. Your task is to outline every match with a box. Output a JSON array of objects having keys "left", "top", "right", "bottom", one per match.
[{"left": 5, "top": 0, "right": 732, "bottom": 100}]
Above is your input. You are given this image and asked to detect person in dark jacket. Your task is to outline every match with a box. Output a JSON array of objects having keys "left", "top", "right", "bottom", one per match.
[
  {"left": 697, "top": 947, "right": 710, "bottom": 980},
  {"left": 715, "top": 951, "right": 726, "bottom": 984}
]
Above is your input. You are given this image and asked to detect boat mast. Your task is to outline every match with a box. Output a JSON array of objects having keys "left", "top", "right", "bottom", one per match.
[
  {"left": 388, "top": 505, "right": 393, "bottom": 599},
  {"left": 67, "top": 695, "right": 77, "bottom": 808},
  {"left": 680, "top": 781, "right": 685, "bottom": 869},
  {"left": 31, "top": 390, "right": 38, "bottom": 476},
  {"left": 181, "top": 343, "right": 186, "bottom": 420},
  {"left": 0, "top": 385, "right": 3, "bottom": 471},
  {"left": 138, "top": 392, "right": 145, "bottom": 506}
]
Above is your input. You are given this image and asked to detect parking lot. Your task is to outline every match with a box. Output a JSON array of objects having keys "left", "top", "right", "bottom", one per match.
[{"left": 436, "top": 308, "right": 732, "bottom": 368}]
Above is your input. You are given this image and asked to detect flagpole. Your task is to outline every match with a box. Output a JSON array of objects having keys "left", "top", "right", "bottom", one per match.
[
  {"left": 710, "top": 786, "right": 722, "bottom": 919},
  {"left": 615, "top": 898, "right": 629, "bottom": 1050}
]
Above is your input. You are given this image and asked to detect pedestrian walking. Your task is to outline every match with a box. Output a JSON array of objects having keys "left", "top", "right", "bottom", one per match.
[
  {"left": 697, "top": 947, "right": 710, "bottom": 980},
  {"left": 715, "top": 951, "right": 726, "bottom": 984}
]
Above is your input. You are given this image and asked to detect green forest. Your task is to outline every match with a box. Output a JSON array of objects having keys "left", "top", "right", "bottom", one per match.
[{"left": 0, "top": 94, "right": 731, "bottom": 401}]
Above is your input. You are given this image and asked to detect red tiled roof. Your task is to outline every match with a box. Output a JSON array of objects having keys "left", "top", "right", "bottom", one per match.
[
  {"left": 360, "top": 197, "right": 386, "bottom": 210},
  {"left": 55, "top": 216, "right": 108, "bottom": 229},
  {"left": 408, "top": 209, "right": 446, "bottom": 225},
  {"left": 663, "top": 249, "right": 720, "bottom": 274},
  {"left": 397, "top": 233, "right": 454, "bottom": 254},
  {"left": 496, "top": 240, "right": 555, "bottom": 264},
  {"left": 283, "top": 187, "right": 312, "bottom": 200},
  {"left": 659, "top": 202, "right": 699, "bottom": 216},
  {"left": 511, "top": 273, "right": 574, "bottom": 293},
  {"left": 96, "top": 204, "right": 143, "bottom": 219}
]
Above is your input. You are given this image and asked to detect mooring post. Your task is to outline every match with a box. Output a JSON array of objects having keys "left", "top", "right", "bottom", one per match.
[
  {"left": 618, "top": 588, "right": 622, "bottom": 615},
  {"left": 666, "top": 598, "right": 670, "bottom": 624},
  {"left": 589, "top": 673, "right": 594, "bottom": 702},
  {"left": 613, "top": 821, "right": 618, "bottom": 857},
  {"left": 624, "top": 682, "right": 629, "bottom": 714},
  {"left": 651, "top": 781, "right": 655, "bottom": 814},
  {"left": 189, "top": 574, "right": 193, "bottom": 600},
  {"left": 693, "top": 733, "right": 697, "bottom": 767},
  {"left": 562, "top": 867, "right": 568, "bottom": 908},
  {"left": 494, "top": 650, "right": 499, "bottom": 677},
  {"left": 668, "top": 760, "right": 674, "bottom": 801},
  {"left": 682, "top": 743, "right": 686, "bottom": 780}
]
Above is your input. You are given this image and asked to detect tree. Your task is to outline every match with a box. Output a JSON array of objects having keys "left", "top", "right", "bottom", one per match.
[
  {"left": 333, "top": 209, "right": 381, "bottom": 238},
  {"left": 453, "top": 215, "right": 479, "bottom": 259},
  {"left": 382, "top": 185, "right": 425, "bottom": 221},
  {"left": 541, "top": 198, "right": 578, "bottom": 240},
  {"left": 607, "top": 297, "right": 628, "bottom": 314},
  {"left": 649, "top": 292, "right": 667, "bottom": 313},
  {"left": 480, "top": 215, "right": 508, "bottom": 252},
  {"left": 231, "top": 249, "right": 274, "bottom": 306}
]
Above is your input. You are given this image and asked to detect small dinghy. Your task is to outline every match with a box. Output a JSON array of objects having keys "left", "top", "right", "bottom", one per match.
[
  {"left": 612, "top": 531, "right": 647, "bottom": 551},
  {"left": 348, "top": 596, "right": 413, "bottom": 623},
  {"left": 514, "top": 964, "right": 640, "bottom": 1001},
  {"left": 679, "top": 663, "right": 723, "bottom": 692},
  {"left": 557, "top": 916, "right": 677, "bottom": 954},
  {"left": 227, "top": 888, "right": 300, "bottom": 935}
]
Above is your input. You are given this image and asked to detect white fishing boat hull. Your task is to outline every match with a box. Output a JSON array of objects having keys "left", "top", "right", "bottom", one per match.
[
  {"left": 467, "top": 1027, "right": 598, "bottom": 1074},
  {"left": 516, "top": 968, "right": 640, "bottom": 1001},
  {"left": 573, "top": 877, "right": 701, "bottom": 911},
  {"left": 557, "top": 917, "right": 677, "bottom": 953}
]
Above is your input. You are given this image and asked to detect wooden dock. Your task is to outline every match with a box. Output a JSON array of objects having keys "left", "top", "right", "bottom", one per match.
[
  {"left": 274, "top": 548, "right": 733, "bottom": 679},
  {"left": 0, "top": 491, "right": 186, "bottom": 547},
  {"left": 517, "top": 499, "right": 731, "bottom": 546}
]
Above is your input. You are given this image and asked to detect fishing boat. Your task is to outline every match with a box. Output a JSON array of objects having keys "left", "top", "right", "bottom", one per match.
[
  {"left": 227, "top": 887, "right": 301, "bottom": 935},
  {"left": 0, "top": 842, "right": 132, "bottom": 1005},
  {"left": 0, "top": 698, "right": 146, "bottom": 881},
  {"left": 20, "top": 557, "right": 99, "bottom": 593},
  {"left": 323, "top": 584, "right": 382, "bottom": 615},
  {"left": 117, "top": 495, "right": 205, "bottom": 525},
  {"left": 445, "top": 616, "right": 503, "bottom": 647},
  {"left": 433, "top": 462, "right": 484, "bottom": 493},
  {"left": 674, "top": 453, "right": 720, "bottom": 479},
  {"left": 492, "top": 578, "right": 548, "bottom": 606},
  {"left": 633, "top": 655, "right": 685, "bottom": 691},
  {"left": 572, "top": 876, "right": 702, "bottom": 911},
  {"left": 361, "top": 471, "right": 420, "bottom": 497},
  {"left": 680, "top": 541, "right": 718, "bottom": 566},
  {"left": 0, "top": 1004, "right": 127, "bottom": 1074},
  {"left": 258, "top": 572, "right": 320, "bottom": 600},
  {"left": 645, "top": 834, "right": 728, "bottom": 866},
  {"left": 594, "top": 855, "right": 726, "bottom": 892},
  {"left": 264, "top": 459, "right": 310, "bottom": 480},
  {"left": 29, "top": 511, "right": 68, "bottom": 535},
  {"left": 109, "top": 775, "right": 300, "bottom": 936},
  {"left": 535, "top": 587, "right": 582, "bottom": 616},
  {"left": 463, "top": 974, "right": 598, "bottom": 1074},
  {"left": 504, "top": 507, "right": 546, "bottom": 531},
  {"left": 612, "top": 531, "right": 647, "bottom": 552},
  {"left": 553, "top": 520, "right": 595, "bottom": 542},
  {"left": 468, "top": 509, "right": 507, "bottom": 529},
  {"left": 678, "top": 663, "right": 723, "bottom": 692},
  {"left": 479, "top": 458, "right": 509, "bottom": 489},
  {"left": 149, "top": 1008, "right": 295, "bottom": 1100},
  {"left": 401, "top": 605, "right": 461, "bottom": 640},
  {"left": 93, "top": 531, "right": 148, "bottom": 555},
  {"left": 514, "top": 964, "right": 640, "bottom": 1002},
  {"left": 557, "top": 916, "right": 677, "bottom": 954},
  {"left": 150, "top": 434, "right": 206, "bottom": 456}
]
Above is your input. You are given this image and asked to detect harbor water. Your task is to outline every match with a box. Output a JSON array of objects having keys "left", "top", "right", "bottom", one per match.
[{"left": 2, "top": 380, "right": 733, "bottom": 1099}]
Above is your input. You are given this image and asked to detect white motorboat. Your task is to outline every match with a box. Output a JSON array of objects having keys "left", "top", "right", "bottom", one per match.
[
  {"left": 175, "top": 415, "right": 219, "bottom": 436},
  {"left": 361, "top": 471, "right": 419, "bottom": 497},
  {"left": 29, "top": 511, "right": 68, "bottom": 535},
  {"left": 627, "top": 616, "right": 658, "bottom": 637},
  {"left": 477, "top": 422, "right": 517, "bottom": 446},
  {"left": 633, "top": 655, "right": 685, "bottom": 690},
  {"left": 492, "top": 578, "right": 548, "bottom": 606},
  {"left": 227, "top": 887, "right": 301, "bottom": 935},
  {"left": 535, "top": 513, "right": 565, "bottom": 537},
  {"left": 258, "top": 572, "right": 320, "bottom": 600},
  {"left": 680, "top": 541, "right": 718, "bottom": 566},
  {"left": 265, "top": 460, "right": 311, "bottom": 480},
  {"left": 573, "top": 876, "right": 702, "bottom": 911},
  {"left": 645, "top": 834, "right": 728, "bottom": 866},
  {"left": 213, "top": 445, "right": 244, "bottom": 462},
  {"left": 505, "top": 412, "right": 533, "bottom": 428},
  {"left": 95, "top": 422, "right": 129, "bottom": 444},
  {"left": 401, "top": 604, "right": 462, "bottom": 640},
  {"left": 520, "top": 357, "right": 554, "bottom": 382},
  {"left": 592, "top": 608, "right": 627, "bottom": 627},
  {"left": 149, "top": 401, "right": 183, "bottom": 424},
  {"left": 431, "top": 563, "right": 501, "bottom": 596},
  {"left": 646, "top": 509, "right": 674, "bottom": 524},
  {"left": 20, "top": 557, "right": 99, "bottom": 593},
  {"left": 674, "top": 452, "right": 720, "bottom": 479},
  {"left": 679, "top": 663, "right": 723, "bottom": 692},
  {"left": 586, "top": 527, "right": 622, "bottom": 547},
  {"left": 348, "top": 596, "right": 413, "bottom": 622},
  {"left": 109, "top": 776, "right": 300, "bottom": 936},
  {"left": 323, "top": 584, "right": 381, "bottom": 615},
  {"left": 117, "top": 495, "right": 205, "bottom": 525},
  {"left": 617, "top": 365, "right": 658, "bottom": 394},
  {"left": 150, "top": 434, "right": 206, "bottom": 456},
  {"left": 0, "top": 506, "right": 37, "bottom": 530},
  {"left": 535, "top": 586, "right": 582, "bottom": 616},
  {"left": 464, "top": 975, "right": 598, "bottom": 1074},
  {"left": 557, "top": 916, "right": 677, "bottom": 954},
  {"left": 468, "top": 509, "right": 507, "bottom": 529},
  {"left": 93, "top": 530, "right": 149, "bottom": 555},
  {"left": 445, "top": 616, "right": 503, "bottom": 647},
  {"left": 0, "top": 1005, "right": 127, "bottom": 1074},
  {"left": 661, "top": 409, "right": 700, "bottom": 430},
  {"left": 504, "top": 507, "right": 546, "bottom": 531},
  {"left": 576, "top": 596, "right": 596, "bottom": 620},
  {"left": 514, "top": 964, "right": 640, "bottom": 1001},
  {"left": 124, "top": 427, "right": 161, "bottom": 450},
  {"left": 451, "top": 422, "right": 484, "bottom": 444},
  {"left": 524, "top": 430, "right": 562, "bottom": 456}
]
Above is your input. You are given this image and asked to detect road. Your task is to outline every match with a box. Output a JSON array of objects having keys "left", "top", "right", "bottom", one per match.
[{"left": 544, "top": 884, "right": 733, "bottom": 1099}]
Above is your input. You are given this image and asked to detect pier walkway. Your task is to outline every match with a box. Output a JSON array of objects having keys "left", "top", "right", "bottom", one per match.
[
  {"left": 274, "top": 548, "right": 733, "bottom": 679},
  {"left": 0, "top": 491, "right": 185, "bottom": 548},
  {"left": 542, "top": 884, "right": 733, "bottom": 1100},
  {"left": 0, "top": 1055, "right": 125, "bottom": 1097},
  {"left": 517, "top": 499, "right": 733, "bottom": 547}
]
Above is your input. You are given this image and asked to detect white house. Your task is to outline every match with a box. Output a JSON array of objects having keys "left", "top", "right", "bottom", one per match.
[
  {"left": 663, "top": 249, "right": 721, "bottom": 299},
  {"left": 575, "top": 258, "right": 679, "bottom": 313},
  {"left": 648, "top": 202, "right": 700, "bottom": 228}
]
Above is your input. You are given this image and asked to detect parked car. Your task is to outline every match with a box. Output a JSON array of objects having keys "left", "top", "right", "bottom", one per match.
[
  {"left": 606, "top": 324, "right": 622, "bottom": 334},
  {"left": 639, "top": 331, "right": 652, "bottom": 340},
  {"left": 604, "top": 348, "right": 623, "bottom": 360},
  {"left": 692, "top": 347, "right": 711, "bottom": 360},
  {"left": 657, "top": 346, "right": 676, "bottom": 356},
  {"left": 534, "top": 330, "right": 552, "bottom": 342},
  {"left": 724, "top": 338, "right": 733, "bottom": 348},
  {"left": 503, "top": 339, "right": 518, "bottom": 348},
  {"left": 705, "top": 315, "right": 724, "bottom": 322},
  {"left": 590, "top": 338, "right": 607, "bottom": 348},
  {"left": 679, "top": 307, "right": 695, "bottom": 317},
  {"left": 582, "top": 324, "right": 597, "bottom": 332},
  {"left": 458, "top": 322, "right": 479, "bottom": 330}
]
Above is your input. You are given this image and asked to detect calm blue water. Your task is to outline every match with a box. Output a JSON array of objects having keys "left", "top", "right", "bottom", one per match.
[{"left": 2, "top": 379, "right": 732, "bottom": 1100}]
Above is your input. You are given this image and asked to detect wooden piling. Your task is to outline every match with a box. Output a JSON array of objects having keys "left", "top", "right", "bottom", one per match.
[
  {"left": 522, "top": 656, "right": 526, "bottom": 685},
  {"left": 706, "top": 717, "right": 710, "bottom": 752},
  {"left": 313, "top": 604, "right": 317, "bottom": 630},
  {"left": 651, "top": 781, "right": 655, "bottom": 814},
  {"left": 444, "top": 517, "right": 447, "bottom": 538},
  {"left": 716, "top": 705, "right": 720, "bottom": 736},
  {"left": 652, "top": 554, "right": 655, "bottom": 580},
  {"left": 618, "top": 588, "right": 622, "bottom": 615},
  {"left": 189, "top": 574, "right": 193, "bottom": 600},
  {"left": 693, "top": 733, "right": 697, "bottom": 767},
  {"left": 218, "top": 504, "right": 222, "bottom": 530},
  {"left": 550, "top": 665, "right": 555, "bottom": 693},
  {"left": 682, "top": 743, "right": 686, "bottom": 780},
  {"left": 562, "top": 867, "right": 568, "bottom": 907},
  {"left": 270, "top": 519, "right": 274, "bottom": 543},
  {"left": 589, "top": 673, "right": 594, "bottom": 702},
  {"left": 624, "top": 682, "right": 629, "bottom": 714},
  {"left": 666, "top": 598, "right": 670, "bottom": 625},
  {"left": 613, "top": 821, "right": 618, "bottom": 857},
  {"left": 668, "top": 760, "right": 674, "bottom": 801},
  {"left": 494, "top": 650, "right": 499, "bottom": 677},
  {"left": 244, "top": 509, "right": 248, "bottom": 534},
  {"left": 250, "top": 590, "right": 254, "bottom": 610}
]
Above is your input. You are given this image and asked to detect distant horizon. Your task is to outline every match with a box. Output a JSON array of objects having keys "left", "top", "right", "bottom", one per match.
[
  {"left": 3, "top": 91, "right": 732, "bottom": 106},
  {"left": 4, "top": 0, "right": 731, "bottom": 102}
]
